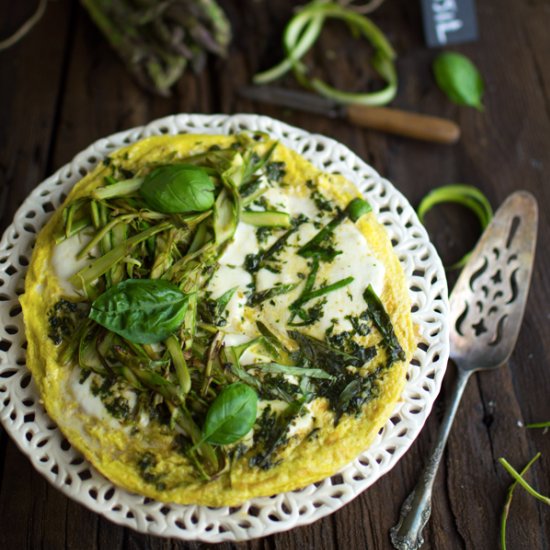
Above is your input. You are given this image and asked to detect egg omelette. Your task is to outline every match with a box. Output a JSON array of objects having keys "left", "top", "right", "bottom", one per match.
[{"left": 21, "top": 132, "right": 414, "bottom": 506}]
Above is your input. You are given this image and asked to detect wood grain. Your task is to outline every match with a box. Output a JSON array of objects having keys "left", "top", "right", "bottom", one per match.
[{"left": 0, "top": 0, "right": 549, "bottom": 548}]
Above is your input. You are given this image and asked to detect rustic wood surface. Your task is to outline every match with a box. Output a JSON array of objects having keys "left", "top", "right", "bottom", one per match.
[{"left": 1, "top": 1, "right": 549, "bottom": 548}]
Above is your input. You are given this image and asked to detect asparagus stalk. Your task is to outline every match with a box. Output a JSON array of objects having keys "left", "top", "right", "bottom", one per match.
[{"left": 80, "top": 0, "right": 231, "bottom": 96}]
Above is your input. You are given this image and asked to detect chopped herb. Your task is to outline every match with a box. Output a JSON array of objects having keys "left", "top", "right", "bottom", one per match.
[
  {"left": 257, "top": 374, "right": 302, "bottom": 402},
  {"left": 90, "top": 375, "right": 132, "bottom": 421},
  {"left": 245, "top": 224, "right": 300, "bottom": 273},
  {"left": 137, "top": 451, "right": 166, "bottom": 490},
  {"left": 47, "top": 299, "right": 89, "bottom": 345},
  {"left": 239, "top": 178, "right": 263, "bottom": 199},
  {"left": 363, "top": 285, "right": 405, "bottom": 362},
  {"left": 199, "top": 287, "right": 238, "bottom": 326},
  {"left": 249, "top": 402, "right": 302, "bottom": 470},
  {"left": 298, "top": 198, "right": 371, "bottom": 260},
  {"left": 290, "top": 276, "right": 353, "bottom": 312},
  {"left": 288, "top": 298, "right": 326, "bottom": 327},
  {"left": 247, "top": 282, "right": 299, "bottom": 306},
  {"left": 312, "top": 190, "right": 334, "bottom": 212},
  {"left": 256, "top": 225, "right": 274, "bottom": 244},
  {"left": 251, "top": 362, "right": 334, "bottom": 380},
  {"left": 265, "top": 161, "right": 286, "bottom": 182}
]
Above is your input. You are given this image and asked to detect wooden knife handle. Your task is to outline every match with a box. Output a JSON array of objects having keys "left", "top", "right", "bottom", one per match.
[{"left": 346, "top": 104, "right": 460, "bottom": 144}]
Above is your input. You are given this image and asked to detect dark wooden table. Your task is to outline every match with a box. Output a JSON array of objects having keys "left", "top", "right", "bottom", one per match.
[{"left": 1, "top": 1, "right": 549, "bottom": 548}]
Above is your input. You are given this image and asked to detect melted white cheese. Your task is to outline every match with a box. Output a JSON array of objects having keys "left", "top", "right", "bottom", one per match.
[
  {"left": 69, "top": 368, "right": 110, "bottom": 421},
  {"left": 254, "top": 218, "right": 385, "bottom": 338},
  {"left": 51, "top": 233, "right": 95, "bottom": 295},
  {"left": 312, "top": 220, "right": 385, "bottom": 334},
  {"left": 220, "top": 221, "right": 259, "bottom": 265},
  {"left": 262, "top": 188, "right": 320, "bottom": 220},
  {"left": 206, "top": 222, "right": 257, "bottom": 337}
]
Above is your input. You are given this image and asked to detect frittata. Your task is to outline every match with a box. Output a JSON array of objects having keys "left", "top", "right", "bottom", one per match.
[{"left": 21, "top": 132, "right": 414, "bottom": 506}]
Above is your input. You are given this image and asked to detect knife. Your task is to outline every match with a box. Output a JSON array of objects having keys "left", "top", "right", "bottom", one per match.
[{"left": 239, "top": 86, "right": 460, "bottom": 145}]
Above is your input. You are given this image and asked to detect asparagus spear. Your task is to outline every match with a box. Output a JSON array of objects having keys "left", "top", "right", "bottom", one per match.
[{"left": 80, "top": 0, "right": 231, "bottom": 96}]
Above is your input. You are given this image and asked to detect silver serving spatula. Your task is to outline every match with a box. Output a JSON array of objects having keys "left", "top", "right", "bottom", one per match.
[{"left": 390, "top": 191, "right": 538, "bottom": 550}]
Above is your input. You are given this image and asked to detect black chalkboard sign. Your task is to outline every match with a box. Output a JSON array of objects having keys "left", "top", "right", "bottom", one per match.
[{"left": 420, "top": 0, "right": 479, "bottom": 47}]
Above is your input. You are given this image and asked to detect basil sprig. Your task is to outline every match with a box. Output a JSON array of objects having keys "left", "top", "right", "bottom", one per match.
[
  {"left": 140, "top": 164, "right": 215, "bottom": 213},
  {"left": 89, "top": 279, "right": 190, "bottom": 344},
  {"left": 202, "top": 383, "right": 258, "bottom": 445},
  {"left": 433, "top": 52, "right": 484, "bottom": 110}
]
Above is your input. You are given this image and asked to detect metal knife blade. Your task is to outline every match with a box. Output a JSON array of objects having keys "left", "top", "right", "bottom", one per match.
[{"left": 238, "top": 86, "right": 343, "bottom": 118}]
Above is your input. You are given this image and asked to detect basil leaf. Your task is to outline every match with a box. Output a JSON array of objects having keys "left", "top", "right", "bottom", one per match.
[
  {"left": 89, "top": 279, "right": 190, "bottom": 344},
  {"left": 202, "top": 383, "right": 258, "bottom": 445},
  {"left": 140, "top": 164, "right": 215, "bottom": 213},
  {"left": 433, "top": 52, "right": 484, "bottom": 110}
]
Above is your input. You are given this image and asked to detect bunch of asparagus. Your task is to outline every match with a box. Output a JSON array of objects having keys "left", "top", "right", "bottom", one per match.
[{"left": 80, "top": 0, "right": 231, "bottom": 96}]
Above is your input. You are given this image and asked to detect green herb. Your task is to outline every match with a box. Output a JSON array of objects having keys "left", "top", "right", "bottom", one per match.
[
  {"left": 136, "top": 451, "right": 166, "bottom": 490},
  {"left": 298, "top": 198, "right": 367, "bottom": 260},
  {"left": 433, "top": 52, "right": 484, "bottom": 110},
  {"left": 202, "top": 383, "right": 258, "bottom": 445},
  {"left": 227, "top": 337, "right": 264, "bottom": 361},
  {"left": 239, "top": 178, "right": 263, "bottom": 199},
  {"left": 140, "top": 164, "right": 215, "bottom": 213},
  {"left": 247, "top": 282, "right": 299, "bottom": 307},
  {"left": 311, "top": 190, "right": 334, "bottom": 212},
  {"left": 290, "top": 276, "right": 353, "bottom": 312},
  {"left": 297, "top": 211, "right": 344, "bottom": 261},
  {"left": 288, "top": 330, "right": 358, "bottom": 372},
  {"left": 249, "top": 402, "right": 302, "bottom": 469},
  {"left": 265, "top": 161, "right": 286, "bottom": 182},
  {"left": 256, "top": 321, "right": 292, "bottom": 363},
  {"left": 417, "top": 184, "right": 493, "bottom": 270},
  {"left": 287, "top": 329, "right": 381, "bottom": 421},
  {"left": 499, "top": 453, "right": 543, "bottom": 550},
  {"left": 326, "top": 324, "right": 376, "bottom": 366},
  {"left": 256, "top": 225, "right": 274, "bottom": 244},
  {"left": 90, "top": 375, "right": 133, "bottom": 421},
  {"left": 258, "top": 374, "right": 303, "bottom": 403},
  {"left": 47, "top": 299, "right": 89, "bottom": 345},
  {"left": 251, "top": 362, "right": 334, "bottom": 380},
  {"left": 199, "top": 287, "right": 237, "bottom": 327},
  {"left": 245, "top": 223, "right": 301, "bottom": 272},
  {"left": 363, "top": 285, "right": 405, "bottom": 362},
  {"left": 214, "top": 287, "right": 237, "bottom": 318},
  {"left": 90, "top": 279, "right": 190, "bottom": 344}
]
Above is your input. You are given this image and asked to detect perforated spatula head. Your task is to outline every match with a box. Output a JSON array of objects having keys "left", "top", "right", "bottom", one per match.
[{"left": 449, "top": 191, "right": 538, "bottom": 371}]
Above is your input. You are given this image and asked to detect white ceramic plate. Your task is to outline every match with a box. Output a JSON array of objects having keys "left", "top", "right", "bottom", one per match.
[{"left": 0, "top": 114, "right": 449, "bottom": 542}]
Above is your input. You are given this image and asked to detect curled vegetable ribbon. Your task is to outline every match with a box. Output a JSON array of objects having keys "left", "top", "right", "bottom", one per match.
[
  {"left": 254, "top": 1, "right": 397, "bottom": 107},
  {"left": 417, "top": 184, "right": 493, "bottom": 270}
]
